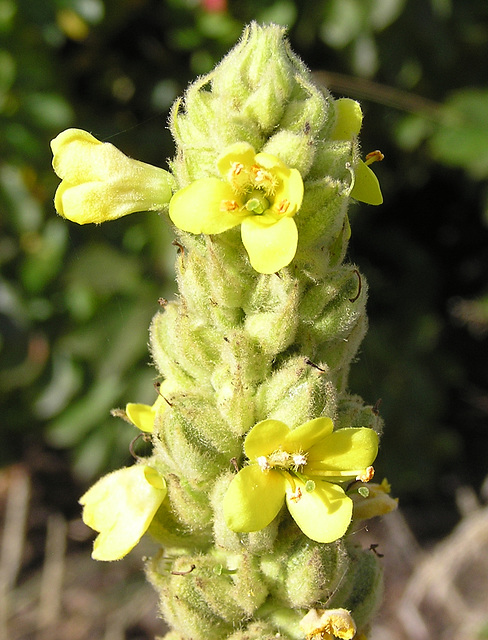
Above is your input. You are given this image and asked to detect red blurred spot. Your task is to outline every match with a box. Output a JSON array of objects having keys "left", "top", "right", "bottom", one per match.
[{"left": 202, "top": 0, "right": 227, "bottom": 12}]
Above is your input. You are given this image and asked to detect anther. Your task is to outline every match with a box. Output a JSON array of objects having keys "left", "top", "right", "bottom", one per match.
[
  {"left": 230, "top": 161, "right": 244, "bottom": 176},
  {"left": 365, "top": 150, "right": 384, "bottom": 165},
  {"left": 220, "top": 199, "right": 240, "bottom": 212},
  {"left": 356, "top": 466, "right": 375, "bottom": 483},
  {"left": 276, "top": 199, "right": 290, "bottom": 214},
  {"left": 289, "top": 487, "right": 303, "bottom": 502}
]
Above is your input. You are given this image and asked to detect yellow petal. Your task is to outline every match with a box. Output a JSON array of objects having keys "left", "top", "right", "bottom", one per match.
[
  {"left": 285, "top": 478, "right": 352, "bottom": 543},
  {"left": 300, "top": 608, "right": 357, "bottom": 640},
  {"left": 253, "top": 151, "right": 287, "bottom": 172},
  {"left": 125, "top": 402, "right": 156, "bottom": 433},
  {"left": 51, "top": 129, "right": 104, "bottom": 181},
  {"left": 169, "top": 178, "right": 244, "bottom": 234},
  {"left": 244, "top": 419, "right": 291, "bottom": 460},
  {"left": 55, "top": 177, "right": 170, "bottom": 224},
  {"left": 223, "top": 465, "right": 286, "bottom": 532},
  {"left": 350, "top": 160, "right": 383, "bottom": 205},
  {"left": 80, "top": 465, "right": 166, "bottom": 561},
  {"left": 352, "top": 481, "right": 398, "bottom": 521},
  {"left": 271, "top": 166, "right": 304, "bottom": 216},
  {"left": 283, "top": 417, "right": 334, "bottom": 451},
  {"left": 241, "top": 215, "right": 298, "bottom": 273},
  {"left": 217, "top": 141, "right": 256, "bottom": 177},
  {"left": 307, "top": 428, "right": 378, "bottom": 472}
]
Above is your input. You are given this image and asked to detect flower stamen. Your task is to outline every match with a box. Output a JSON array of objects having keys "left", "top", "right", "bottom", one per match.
[
  {"left": 365, "top": 150, "right": 384, "bottom": 166},
  {"left": 250, "top": 165, "right": 278, "bottom": 194},
  {"left": 276, "top": 199, "right": 290, "bottom": 214},
  {"left": 220, "top": 199, "right": 240, "bottom": 212},
  {"left": 356, "top": 466, "right": 375, "bottom": 483},
  {"left": 289, "top": 486, "right": 302, "bottom": 502}
]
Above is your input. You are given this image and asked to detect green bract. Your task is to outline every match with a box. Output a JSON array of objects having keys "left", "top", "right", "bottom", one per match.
[{"left": 223, "top": 418, "right": 378, "bottom": 543}]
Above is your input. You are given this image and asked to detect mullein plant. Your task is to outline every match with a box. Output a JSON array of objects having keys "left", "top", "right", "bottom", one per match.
[{"left": 52, "top": 23, "right": 397, "bottom": 640}]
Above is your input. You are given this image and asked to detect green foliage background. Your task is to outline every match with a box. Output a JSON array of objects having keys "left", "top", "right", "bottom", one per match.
[{"left": 1, "top": 0, "right": 487, "bottom": 537}]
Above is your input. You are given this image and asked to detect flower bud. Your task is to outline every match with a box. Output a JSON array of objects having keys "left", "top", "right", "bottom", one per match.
[
  {"left": 226, "top": 621, "right": 285, "bottom": 640},
  {"left": 328, "top": 543, "right": 383, "bottom": 630},
  {"left": 254, "top": 356, "right": 337, "bottom": 429},
  {"left": 243, "top": 271, "right": 299, "bottom": 355},
  {"left": 153, "top": 394, "right": 241, "bottom": 484},
  {"left": 211, "top": 329, "right": 267, "bottom": 436},
  {"left": 260, "top": 532, "right": 349, "bottom": 609},
  {"left": 148, "top": 552, "right": 268, "bottom": 640},
  {"left": 170, "top": 23, "right": 333, "bottom": 191},
  {"left": 149, "top": 302, "right": 218, "bottom": 387}
]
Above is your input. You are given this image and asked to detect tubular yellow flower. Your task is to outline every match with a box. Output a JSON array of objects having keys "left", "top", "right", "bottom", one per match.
[
  {"left": 80, "top": 464, "right": 167, "bottom": 561},
  {"left": 169, "top": 142, "right": 304, "bottom": 274},
  {"left": 51, "top": 128, "right": 174, "bottom": 224},
  {"left": 223, "top": 417, "right": 378, "bottom": 544}
]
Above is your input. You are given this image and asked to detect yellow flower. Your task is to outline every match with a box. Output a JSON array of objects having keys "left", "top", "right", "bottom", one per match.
[
  {"left": 80, "top": 464, "right": 167, "bottom": 561},
  {"left": 351, "top": 477, "right": 398, "bottom": 521},
  {"left": 223, "top": 417, "right": 378, "bottom": 544},
  {"left": 51, "top": 128, "right": 174, "bottom": 224},
  {"left": 300, "top": 608, "right": 357, "bottom": 640},
  {"left": 169, "top": 142, "right": 304, "bottom": 274}
]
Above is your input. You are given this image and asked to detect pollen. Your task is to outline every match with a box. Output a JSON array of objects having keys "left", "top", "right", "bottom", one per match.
[
  {"left": 220, "top": 199, "right": 240, "bottom": 212},
  {"left": 230, "top": 161, "right": 244, "bottom": 176}
]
